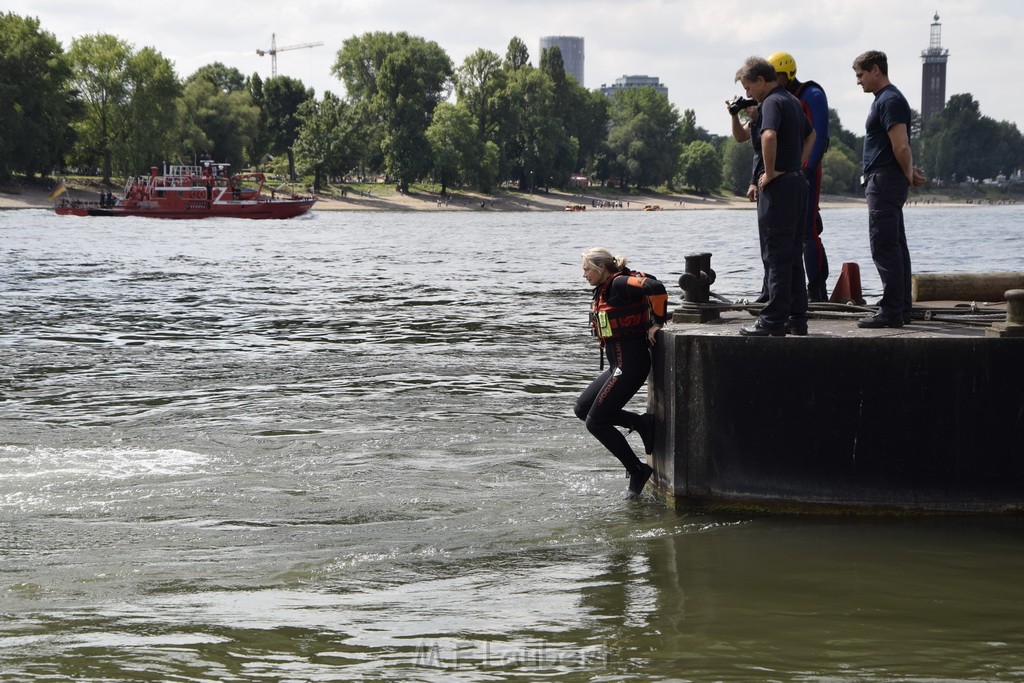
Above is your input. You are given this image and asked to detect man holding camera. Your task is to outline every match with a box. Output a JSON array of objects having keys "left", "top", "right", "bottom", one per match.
[
  {"left": 734, "top": 56, "right": 815, "bottom": 337},
  {"left": 768, "top": 52, "right": 830, "bottom": 302}
]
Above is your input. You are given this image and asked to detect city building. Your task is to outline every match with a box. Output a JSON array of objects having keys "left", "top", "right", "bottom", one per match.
[
  {"left": 599, "top": 75, "right": 668, "bottom": 100},
  {"left": 539, "top": 36, "right": 584, "bottom": 86},
  {"left": 921, "top": 12, "right": 949, "bottom": 124}
]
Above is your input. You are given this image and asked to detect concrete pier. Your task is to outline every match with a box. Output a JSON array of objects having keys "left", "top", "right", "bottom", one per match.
[{"left": 648, "top": 312, "right": 1024, "bottom": 513}]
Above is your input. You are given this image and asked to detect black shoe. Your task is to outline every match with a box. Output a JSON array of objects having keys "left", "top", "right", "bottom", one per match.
[
  {"left": 627, "top": 413, "right": 655, "bottom": 455},
  {"left": 740, "top": 320, "right": 786, "bottom": 337},
  {"left": 903, "top": 311, "right": 913, "bottom": 325},
  {"left": 785, "top": 319, "right": 808, "bottom": 336},
  {"left": 625, "top": 462, "right": 654, "bottom": 499},
  {"left": 857, "top": 313, "right": 904, "bottom": 329}
]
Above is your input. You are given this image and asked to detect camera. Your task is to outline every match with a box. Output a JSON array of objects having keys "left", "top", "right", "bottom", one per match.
[{"left": 728, "top": 96, "right": 758, "bottom": 116}]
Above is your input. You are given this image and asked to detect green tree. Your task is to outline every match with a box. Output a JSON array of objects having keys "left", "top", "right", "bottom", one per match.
[
  {"left": 332, "top": 32, "right": 453, "bottom": 191},
  {"left": 828, "top": 108, "right": 862, "bottom": 164},
  {"left": 721, "top": 137, "right": 754, "bottom": 196},
  {"left": 476, "top": 141, "right": 501, "bottom": 193},
  {"left": 0, "top": 12, "right": 78, "bottom": 178},
  {"left": 821, "top": 145, "right": 860, "bottom": 195},
  {"left": 455, "top": 48, "right": 504, "bottom": 140},
  {"left": 187, "top": 62, "right": 246, "bottom": 93},
  {"left": 570, "top": 88, "right": 610, "bottom": 174},
  {"left": 504, "top": 37, "right": 530, "bottom": 71},
  {"left": 539, "top": 45, "right": 566, "bottom": 85},
  {"left": 245, "top": 73, "right": 272, "bottom": 168},
  {"left": 922, "top": 93, "right": 1023, "bottom": 184},
  {"left": 496, "top": 65, "right": 574, "bottom": 191},
  {"left": 541, "top": 45, "right": 608, "bottom": 174},
  {"left": 263, "top": 75, "right": 313, "bottom": 181},
  {"left": 425, "top": 102, "right": 481, "bottom": 194},
  {"left": 69, "top": 34, "right": 181, "bottom": 180},
  {"left": 177, "top": 76, "right": 258, "bottom": 170},
  {"left": 374, "top": 36, "right": 453, "bottom": 191},
  {"left": 116, "top": 47, "right": 181, "bottom": 174},
  {"left": 294, "top": 91, "right": 354, "bottom": 193},
  {"left": 677, "top": 139, "right": 722, "bottom": 194},
  {"left": 68, "top": 33, "right": 131, "bottom": 183},
  {"left": 605, "top": 87, "right": 682, "bottom": 188},
  {"left": 992, "top": 120, "right": 1024, "bottom": 179}
]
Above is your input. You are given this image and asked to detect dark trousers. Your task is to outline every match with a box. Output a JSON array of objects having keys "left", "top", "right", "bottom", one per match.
[
  {"left": 574, "top": 337, "right": 649, "bottom": 475},
  {"left": 804, "top": 166, "right": 829, "bottom": 300},
  {"left": 756, "top": 172, "right": 809, "bottom": 329},
  {"left": 865, "top": 165, "right": 911, "bottom": 317}
]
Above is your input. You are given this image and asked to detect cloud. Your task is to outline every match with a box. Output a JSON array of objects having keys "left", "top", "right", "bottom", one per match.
[{"left": 6, "top": 0, "right": 1024, "bottom": 137}]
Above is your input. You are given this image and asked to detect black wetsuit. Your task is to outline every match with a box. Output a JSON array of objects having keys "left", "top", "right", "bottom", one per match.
[{"left": 574, "top": 271, "right": 668, "bottom": 476}]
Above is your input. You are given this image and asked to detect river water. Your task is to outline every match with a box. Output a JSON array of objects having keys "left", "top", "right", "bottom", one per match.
[{"left": 2, "top": 204, "right": 1023, "bottom": 681}]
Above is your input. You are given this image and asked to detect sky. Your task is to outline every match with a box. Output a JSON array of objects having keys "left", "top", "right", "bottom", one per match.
[{"left": 8, "top": 0, "right": 1024, "bottom": 139}]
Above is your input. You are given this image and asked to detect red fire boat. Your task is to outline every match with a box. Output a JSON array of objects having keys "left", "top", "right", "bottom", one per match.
[{"left": 54, "top": 161, "right": 315, "bottom": 219}]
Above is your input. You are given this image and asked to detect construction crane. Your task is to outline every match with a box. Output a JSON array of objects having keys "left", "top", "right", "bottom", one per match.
[{"left": 256, "top": 33, "right": 323, "bottom": 78}]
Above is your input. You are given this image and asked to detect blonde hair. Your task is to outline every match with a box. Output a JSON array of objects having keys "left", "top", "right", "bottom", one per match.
[{"left": 582, "top": 246, "right": 628, "bottom": 273}]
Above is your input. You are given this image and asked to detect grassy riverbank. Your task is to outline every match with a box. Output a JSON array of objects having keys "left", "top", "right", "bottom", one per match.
[{"left": 2, "top": 174, "right": 1019, "bottom": 212}]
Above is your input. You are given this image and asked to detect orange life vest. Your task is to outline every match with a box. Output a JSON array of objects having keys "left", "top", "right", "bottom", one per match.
[{"left": 590, "top": 271, "right": 653, "bottom": 340}]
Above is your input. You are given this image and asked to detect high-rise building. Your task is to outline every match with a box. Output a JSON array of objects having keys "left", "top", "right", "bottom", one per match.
[
  {"left": 539, "top": 36, "right": 584, "bottom": 86},
  {"left": 599, "top": 75, "right": 668, "bottom": 100},
  {"left": 921, "top": 12, "right": 949, "bottom": 124}
]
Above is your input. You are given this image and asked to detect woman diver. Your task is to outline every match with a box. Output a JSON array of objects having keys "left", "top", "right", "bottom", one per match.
[{"left": 574, "top": 247, "right": 669, "bottom": 499}]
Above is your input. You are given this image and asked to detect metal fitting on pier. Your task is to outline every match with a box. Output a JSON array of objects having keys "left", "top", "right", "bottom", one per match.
[
  {"left": 673, "top": 252, "right": 719, "bottom": 323},
  {"left": 985, "top": 289, "right": 1024, "bottom": 337}
]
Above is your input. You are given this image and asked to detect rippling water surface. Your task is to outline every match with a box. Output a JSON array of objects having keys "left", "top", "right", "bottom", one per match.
[{"left": 2, "top": 205, "right": 1024, "bottom": 681}]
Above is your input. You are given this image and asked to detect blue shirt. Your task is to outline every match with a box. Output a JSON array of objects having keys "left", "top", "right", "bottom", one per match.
[
  {"left": 863, "top": 84, "right": 912, "bottom": 173},
  {"left": 794, "top": 81, "right": 829, "bottom": 169}
]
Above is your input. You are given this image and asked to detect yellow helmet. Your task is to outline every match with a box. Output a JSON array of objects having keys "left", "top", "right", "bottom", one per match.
[{"left": 768, "top": 51, "right": 797, "bottom": 80}]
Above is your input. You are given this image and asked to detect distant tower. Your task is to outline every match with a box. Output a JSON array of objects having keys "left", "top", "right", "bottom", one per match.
[
  {"left": 539, "top": 36, "right": 584, "bottom": 86},
  {"left": 920, "top": 12, "right": 949, "bottom": 124}
]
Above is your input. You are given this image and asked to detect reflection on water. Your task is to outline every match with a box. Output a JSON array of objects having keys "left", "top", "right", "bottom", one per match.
[{"left": 2, "top": 207, "right": 1024, "bottom": 680}]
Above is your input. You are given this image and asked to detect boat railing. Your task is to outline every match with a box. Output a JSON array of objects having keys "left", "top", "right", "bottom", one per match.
[{"left": 165, "top": 165, "right": 205, "bottom": 179}]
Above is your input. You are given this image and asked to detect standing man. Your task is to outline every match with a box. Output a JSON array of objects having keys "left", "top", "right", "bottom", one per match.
[
  {"left": 768, "top": 52, "right": 830, "bottom": 302},
  {"left": 727, "top": 92, "right": 768, "bottom": 302},
  {"left": 735, "top": 56, "right": 815, "bottom": 337},
  {"left": 853, "top": 50, "right": 927, "bottom": 328}
]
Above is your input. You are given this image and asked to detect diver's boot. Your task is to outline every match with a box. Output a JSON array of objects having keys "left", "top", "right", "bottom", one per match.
[
  {"left": 626, "top": 413, "right": 655, "bottom": 455},
  {"left": 624, "top": 462, "right": 654, "bottom": 500}
]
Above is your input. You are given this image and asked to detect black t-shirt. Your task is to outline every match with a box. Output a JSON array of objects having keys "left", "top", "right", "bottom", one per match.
[
  {"left": 759, "top": 86, "right": 812, "bottom": 173},
  {"left": 863, "top": 84, "right": 912, "bottom": 173}
]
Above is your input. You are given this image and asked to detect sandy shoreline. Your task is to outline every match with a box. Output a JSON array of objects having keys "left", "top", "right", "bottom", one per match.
[
  {"left": 4, "top": 181, "right": 996, "bottom": 212},
  {"left": 0, "top": 182, "right": 874, "bottom": 212}
]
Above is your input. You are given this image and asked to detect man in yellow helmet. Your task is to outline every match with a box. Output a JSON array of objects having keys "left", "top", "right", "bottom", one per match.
[{"left": 768, "top": 51, "right": 831, "bottom": 302}]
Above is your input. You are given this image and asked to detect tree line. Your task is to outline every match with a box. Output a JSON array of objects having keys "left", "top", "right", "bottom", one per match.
[{"left": 2, "top": 12, "right": 1022, "bottom": 196}]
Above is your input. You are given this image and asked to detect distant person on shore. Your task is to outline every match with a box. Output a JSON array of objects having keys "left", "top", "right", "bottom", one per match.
[
  {"left": 574, "top": 247, "right": 669, "bottom": 499},
  {"left": 734, "top": 56, "right": 815, "bottom": 336},
  {"left": 852, "top": 50, "right": 927, "bottom": 328},
  {"left": 769, "top": 51, "right": 831, "bottom": 302}
]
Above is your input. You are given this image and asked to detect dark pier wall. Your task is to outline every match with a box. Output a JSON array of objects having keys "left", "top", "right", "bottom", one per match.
[{"left": 650, "top": 327, "right": 1024, "bottom": 513}]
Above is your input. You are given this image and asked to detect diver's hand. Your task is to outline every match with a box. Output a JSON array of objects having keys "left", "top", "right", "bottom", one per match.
[{"left": 647, "top": 323, "right": 662, "bottom": 346}]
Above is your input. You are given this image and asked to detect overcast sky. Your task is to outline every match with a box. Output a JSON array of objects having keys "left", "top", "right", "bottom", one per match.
[{"left": 9, "top": 0, "right": 1023, "bottom": 139}]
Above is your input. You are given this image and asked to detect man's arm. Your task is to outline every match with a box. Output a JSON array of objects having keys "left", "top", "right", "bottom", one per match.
[
  {"left": 887, "top": 123, "right": 926, "bottom": 187},
  {"left": 803, "top": 87, "right": 829, "bottom": 169},
  {"left": 731, "top": 116, "right": 750, "bottom": 143},
  {"left": 758, "top": 129, "right": 777, "bottom": 188},
  {"left": 802, "top": 129, "right": 817, "bottom": 169}
]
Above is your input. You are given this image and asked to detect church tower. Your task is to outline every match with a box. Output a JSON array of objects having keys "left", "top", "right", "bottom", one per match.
[{"left": 920, "top": 12, "right": 949, "bottom": 125}]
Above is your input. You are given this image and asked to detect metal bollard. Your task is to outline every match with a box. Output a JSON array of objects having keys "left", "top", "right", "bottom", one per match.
[
  {"left": 674, "top": 252, "right": 719, "bottom": 323},
  {"left": 985, "top": 289, "right": 1024, "bottom": 337}
]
